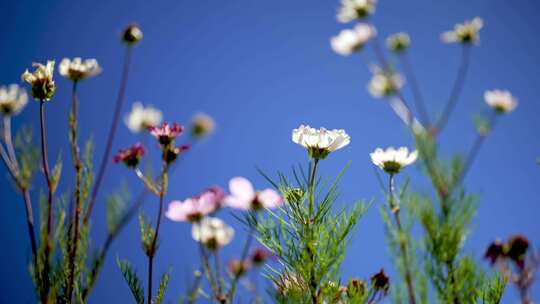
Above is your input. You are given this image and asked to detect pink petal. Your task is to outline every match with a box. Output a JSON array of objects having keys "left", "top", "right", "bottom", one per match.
[
  {"left": 229, "top": 177, "right": 255, "bottom": 202},
  {"left": 165, "top": 200, "right": 189, "bottom": 222},
  {"left": 258, "top": 189, "right": 283, "bottom": 209},
  {"left": 224, "top": 195, "right": 251, "bottom": 211}
]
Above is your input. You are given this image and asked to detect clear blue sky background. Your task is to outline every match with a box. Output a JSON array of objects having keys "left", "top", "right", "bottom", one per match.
[{"left": 1, "top": 0, "right": 539, "bottom": 302}]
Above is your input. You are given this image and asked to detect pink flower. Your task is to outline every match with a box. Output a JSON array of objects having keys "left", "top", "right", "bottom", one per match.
[
  {"left": 112, "top": 143, "right": 145, "bottom": 168},
  {"left": 224, "top": 177, "right": 283, "bottom": 211},
  {"left": 149, "top": 122, "right": 184, "bottom": 145},
  {"left": 166, "top": 186, "right": 224, "bottom": 222}
]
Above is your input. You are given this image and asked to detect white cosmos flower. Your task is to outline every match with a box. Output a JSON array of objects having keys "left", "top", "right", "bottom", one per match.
[
  {"left": 368, "top": 65, "right": 404, "bottom": 98},
  {"left": 21, "top": 61, "right": 56, "bottom": 101},
  {"left": 292, "top": 125, "right": 350, "bottom": 159},
  {"left": 441, "top": 17, "right": 483, "bottom": 44},
  {"left": 0, "top": 84, "right": 28, "bottom": 116},
  {"left": 386, "top": 32, "right": 410, "bottom": 52},
  {"left": 484, "top": 90, "right": 518, "bottom": 114},
  {"left": 124, "top": 102, "right": 163, "bottom": 133},
  {"left": 337, "top": 0, "right": 377, "bottom": 23},
  {"left": 59, "top": 57, "right": 102, "bottom": 81},
  {"left": 331, "top": 24, "right": 376, "bottom": 56},
  {"left": 191, "top": 112, "right": 216, "bottom": 138},
  {"left": 370, "top": 146, "right": 418, "bottom": 174},
  {"left": 192, "top": 217, "right": 235, "bottom": 250}
]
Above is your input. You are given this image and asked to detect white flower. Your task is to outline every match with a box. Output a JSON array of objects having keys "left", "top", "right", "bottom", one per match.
[
  {"left": 441, "top": 17, "right": 483, "bottom": 44},
  {"left": 192, "top": 217, "right": 235, "bottom": 250},
  {"left": 59, "top": 57, "right": 102, "bottom": 81},
  {"left": 191, "top": 112, "right": 215, "bottom": 138},
  {"left": 21, "top": 61, "right": 56, "bottom": 101},
  {"left": 370, "top": 146, "right": 418, "bottom": 174},
  {"left": 124, "top": 102, "right": 163, "bottom": 133},
  {"left": 368, "top": 66, "right": 405, "bottom": 98},
  {"left": 0, "top": 84, "right": 28, "bottom": 116},
  {"left": 337, "top": 0, "right": 377, "bottom": 23},
  {"left": 484, "top": 90, "right": 518, "bottom": 113},
  {"left": 386, "top": 32, "right": 410, "bottom": 52},
  {"left": 292, "top": 125, "right": 350, "bottom": 159},
  {"left": 331, "top": 24, "right": 376, "bottom": 56}
]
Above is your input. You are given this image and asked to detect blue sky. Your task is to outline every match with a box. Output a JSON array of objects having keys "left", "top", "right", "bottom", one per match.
[{"left": 1, "top": 0, "right": 539, "bottom": 302}]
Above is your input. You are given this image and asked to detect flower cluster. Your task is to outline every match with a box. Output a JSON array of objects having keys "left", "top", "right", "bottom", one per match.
[
  {"left": 59, "top": 57, "right": 102, "bottom": 81},
  {"left": 21, "top": 61, "right": 56, "bottom": 101},
  {"left": 441, "top": 17, "right": 483, "bottom": 44},
  {"left": 0, "top": 84, "right": 28, "bottom": 116},
  {"left": 331, "top": 23, "right": 376, "bottom": 56},
  {"left": 292, "top": 124, "right": 350, "bottom": 160}
]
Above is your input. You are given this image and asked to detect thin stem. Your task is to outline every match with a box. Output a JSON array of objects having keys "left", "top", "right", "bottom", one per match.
[
  {"left": 135, "top": 168, "right": 160, "bottom": 195},
  {"left": 388, "top": 174, "right": 416, "bottom": 304},
  {"left": 0, "top": 119, "right": 38, "bottom": 266},
  {"left": 228, "top": 224, "right": 255, "bottom": 300},
  {"left": 433, "top": 45, "right": 471, "bottom": 135},
  {"left": 39, "top": 99, "right": 54, "bottom": 303},
  {"left": 3, "top": 116, "right": 19, "bottom": 171},
  {"left": 214, "top": 250, "right": 224, "bottom": 295},
  {"left": 66, "top": 81, "right": 82, "bottom": 302},
  {"left": 400, "top": 52, "right": 431, "bottom": 127},
  {"left": 455, "top": 113, "right": 498, "bottom": 187},
  {"left": 198, "top": 235, "right": 218, "bottom": 297},
  {"left": 307, "top": 158, "right": 319, "bottom": 304},
  {"left": 147, "top": 161, "right": 168, "bottom": 304},
  {"left": 85, "top": 46, "right": 133, "bottom": 223}
]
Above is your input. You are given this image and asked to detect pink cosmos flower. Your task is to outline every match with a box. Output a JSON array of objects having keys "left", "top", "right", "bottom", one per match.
[
  {"left": 112, "top": 143, "right": 145, "bottom": 168},
  {"left": 149, "top": 122, "right": 184, "bottom": 145},
  {"left": 224, "top": 177, "right": 283, "bottom": 211},
  {"left": 166, "top": 186, "right": 225, "bottom": 222}
]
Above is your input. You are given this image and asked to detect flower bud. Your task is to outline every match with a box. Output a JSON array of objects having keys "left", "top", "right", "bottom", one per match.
[{"left": 122, "top": 24, "right": 143, "bottom": 46}]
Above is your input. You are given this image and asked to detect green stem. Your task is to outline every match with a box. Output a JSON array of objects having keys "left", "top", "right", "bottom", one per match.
[
  {"left": 228, "top": 223, "right": 255, "bottom": 301},
  {"left": 66, "top": 80, "right": 82, "bottom": 302},
  {"left": 307, "top": 158, "right": 319, "bottom": 304},
  {"left": 388, "top": 174, "right": 416, "bottom": 304},
  {"left": 147, "top": 161, "right": 168, "bottom": 304},
  {"left": 39, "top": 99, "right": 53, "bottom": 303}
]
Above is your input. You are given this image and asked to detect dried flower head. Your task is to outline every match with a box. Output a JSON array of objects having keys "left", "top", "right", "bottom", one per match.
[
  {"left": 370, "top": 269, "right": 390, "bottom": 294},
  {"left": 484, "top": 240, "right": 505, "bottom": 265},
  {"left": 505, "top": 235, "right": 530, "bottom": 269},
  {"left": 192, "top": 217, "right": 235, "bottom": 250},
  {"left": 21, "top": 61, "right": 56, "bottom": 101},
  {"left": 484, "top": 90, "right": 518, "bottom": 114},
  {"left": 228, "top": 259, "right": 252, "bottom": 277},
  {"left": 292, "top": 125, "right": 350, "bottom": 160},
  {"left": 251, "top": 248, "right": 272, "bottom": 265},
  {"left": 122, "top": 24, "right": 143, "bottom": 45},
  {"left": 441, "top": 17, "right": 483, "bottom": 44},
  {"left": 149, "top": 122, "right": 184, "bottom": 146},
  {"left": 370, "top": 146, "right": 418, "bottom": 174},
  {"left": 191, "top": 112, "right": 215, "bottom": 139},
  {"left": 113, "top": 143, "right": 145, "bottom": 168},
  {"left": 386, "top": 32, "right": 410, "bottom": 53},
  {"left": 368, "top": 65, "right": 405, "bottom": 98},
  {"left": 124, "top": 102, "right": 163, "bottom": 133},
  {"left": 0, "top": 84, "right": 28, "bottom": 116},
  {"left": 225, "top": 177, "right": 283, "bottom": 211},
  {"left": 166, "top": 187, "right": 224, "bottom": 222},
  {"left": 59, "top": 57, "right": 102, "bottom": 81},
  {"left": 337, "top": 0, "right": 377, "bottom": 23},
  {"left": 331, "top": 24, "right": 376, "bottom": 56}
]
